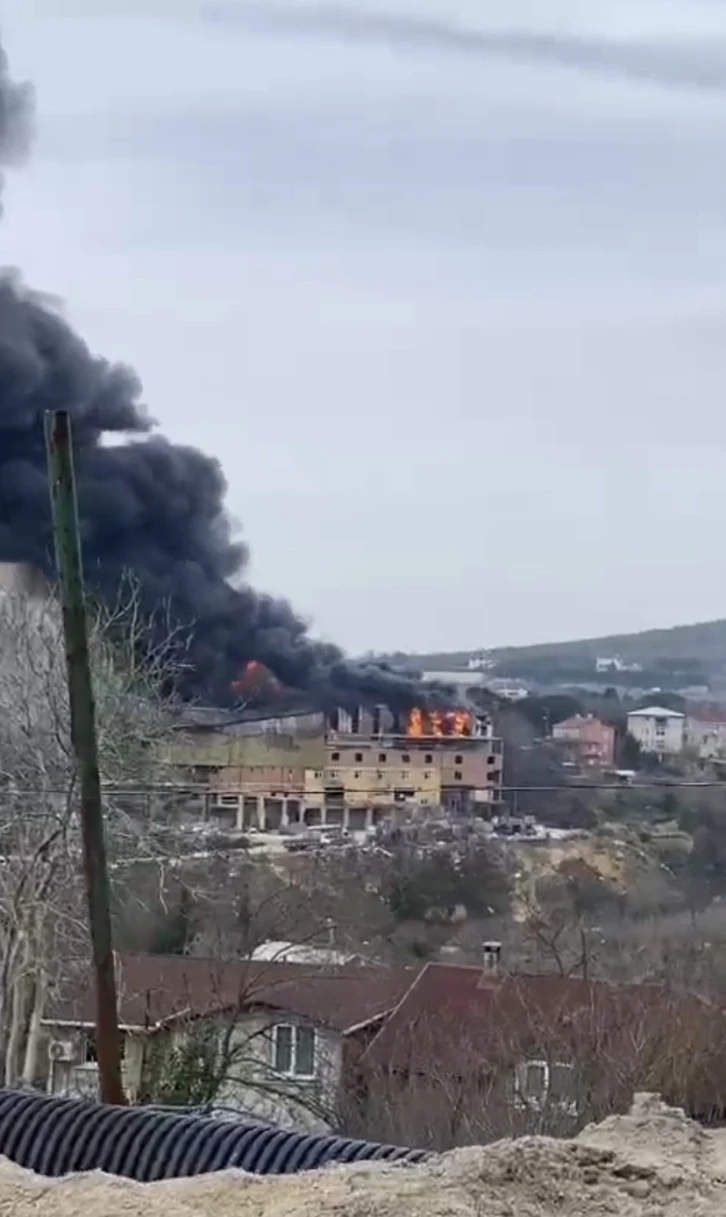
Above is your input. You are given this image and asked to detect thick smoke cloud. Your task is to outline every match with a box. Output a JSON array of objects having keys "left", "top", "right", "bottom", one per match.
[
  {"left": 208, "top": 2, "right": 726, "bottom": 95},
  {"left": 0, "top": 35, "right": 434, "bottom": 710}
]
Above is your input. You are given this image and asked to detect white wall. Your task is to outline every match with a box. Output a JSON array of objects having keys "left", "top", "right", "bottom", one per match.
[{"left": 627, "top": 712, "right": 684, "bottom": 755}]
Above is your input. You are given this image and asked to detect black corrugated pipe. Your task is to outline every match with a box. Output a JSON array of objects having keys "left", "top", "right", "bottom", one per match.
[{"left": 0, "top": 1090, "right": 426, "bottom": 1181}]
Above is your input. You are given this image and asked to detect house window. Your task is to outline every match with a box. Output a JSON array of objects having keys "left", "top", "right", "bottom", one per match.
[
  {"left": 401, "top": 754, "right": 410, "bottom": 763},
  {"left": 80, "top": 1030, "right": 125, "bottom": 1066},
  {"left": 378, "top": 753, "right": 387, "bottom": 763},
  {"left": 355, "top": 752, "right": 363, "bottom": 763},
  {"left": 454, "top": 770, "right": 462, "bottom": 781},
  {"left": 354, "top": 771, "right": 361, "bottom": 779},
  {"left": 272, "top": 1024, "right": 316, "bottom": 1078},
  {"left": 81, "top": 1030, "right": 98, "bottom": 1065},
  {"left": 331, "top": 751, "right": 340, "bottom": 761},
  {"left": 514, "top": 1059, "right": 575, "bottom": 1111},
  {"left": 455, "top": 754, "right": 463, "bottom": 765},
  {"left": 425, "top": 754, "right": 433, "bottom": 764}
]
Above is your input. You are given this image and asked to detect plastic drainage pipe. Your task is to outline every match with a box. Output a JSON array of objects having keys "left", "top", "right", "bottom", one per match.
[{"left": 0, "top": 1090, "right": 426, "bottom": 1181}]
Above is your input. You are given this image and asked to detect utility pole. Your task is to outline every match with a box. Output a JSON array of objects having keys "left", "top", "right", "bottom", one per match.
[{"left": 44, "top": 410, "right": 125, "bottom": 1106}]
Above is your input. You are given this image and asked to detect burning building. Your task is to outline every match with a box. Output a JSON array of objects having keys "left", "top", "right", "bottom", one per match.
[{"left": 169, "top": 699, "right": 503, "bottom": 832}]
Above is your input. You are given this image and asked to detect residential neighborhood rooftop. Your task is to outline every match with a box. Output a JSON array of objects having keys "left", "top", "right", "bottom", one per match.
[{"left": 46, "top": 953, "right": 414, "bottom": 1036}]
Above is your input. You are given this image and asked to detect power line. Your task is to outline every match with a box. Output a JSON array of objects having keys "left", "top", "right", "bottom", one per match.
[{"left": 2, "top": 780, "right": 726, "bottom": 798}]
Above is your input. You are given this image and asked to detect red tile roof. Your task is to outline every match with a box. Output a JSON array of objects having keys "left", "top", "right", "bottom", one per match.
[
  {"left": 47, "top": 953, "right": 414, "bottom": 1035},
  {"left": 361, "top": 963, "right": 715, "bottom": 1073}
]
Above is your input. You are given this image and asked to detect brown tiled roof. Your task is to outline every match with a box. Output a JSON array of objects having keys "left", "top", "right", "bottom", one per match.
[
  {"left": 47, "top": 953, "right": 413, "bottom": 1035},
  {"left": 361, "top": 963, "right": 716, "bottom": 1073}
]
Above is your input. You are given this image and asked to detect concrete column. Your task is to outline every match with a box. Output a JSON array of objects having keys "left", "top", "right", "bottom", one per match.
[
  {"left": 343, "top": 805, "right": 350, "bottom": 831},
  {"left": 365, "top": 806, "right": 373, "bottom": 830},
  {"left": 236, "top": 799, "right": 244, "bottom": 832},
  {"left": 257, "top": 796, "right": 266, "bottom": 831},
  {"left": 281, "top": 799, "right": 289, "bottom": 828}
]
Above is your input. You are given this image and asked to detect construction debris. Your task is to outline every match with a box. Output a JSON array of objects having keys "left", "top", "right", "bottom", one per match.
[{"left": 2, "top": 1095, "right": 726, "bottom": 1216}]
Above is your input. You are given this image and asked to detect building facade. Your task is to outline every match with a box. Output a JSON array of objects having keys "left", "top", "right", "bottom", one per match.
[
  {"left": 551, "top": 714, "right": 615, "bottom": 769},
  {"left": 686, "top": 709, "right": 726, "bottom": 760},
  {"left": 626, "top": 706, "right": 685, "bottom": 756},
  {"left": 43, "top": 953, "right": 411, "bottom": 1129},
  {"left": 167, "top": 703, "right": 504, "bottom": 830}
]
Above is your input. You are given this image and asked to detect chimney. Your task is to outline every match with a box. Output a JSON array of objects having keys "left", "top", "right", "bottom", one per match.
[{"left": 482, "top": 940, "right": 502, "bottom": 972}]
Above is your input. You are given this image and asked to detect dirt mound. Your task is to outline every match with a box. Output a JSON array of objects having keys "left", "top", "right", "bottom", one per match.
[{"left": 2, "top": 1095, "right": 726, "bottom": 1215}]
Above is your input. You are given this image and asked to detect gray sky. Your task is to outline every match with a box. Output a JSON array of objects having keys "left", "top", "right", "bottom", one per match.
[{"left": 3, "top": 0, "right": 726, "bottom": 655}]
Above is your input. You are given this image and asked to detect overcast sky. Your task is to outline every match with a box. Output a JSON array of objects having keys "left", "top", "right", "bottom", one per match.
[{"left": 2, "top": 1, "right": 726, "bottom": 655}]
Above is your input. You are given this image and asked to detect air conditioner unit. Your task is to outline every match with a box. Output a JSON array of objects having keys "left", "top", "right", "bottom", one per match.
[{"left": 47, "top": 1038, "right": 76, "bottom": 1063}]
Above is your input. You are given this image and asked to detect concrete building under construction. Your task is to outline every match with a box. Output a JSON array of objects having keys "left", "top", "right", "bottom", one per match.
[{"left": 167, "top": 702, "right": 504, "bottom": 832}]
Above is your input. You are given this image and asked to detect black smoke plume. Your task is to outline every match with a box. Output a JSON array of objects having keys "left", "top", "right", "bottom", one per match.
[{"left": 0, "top": 36, "right": 438, "bottom": 711}]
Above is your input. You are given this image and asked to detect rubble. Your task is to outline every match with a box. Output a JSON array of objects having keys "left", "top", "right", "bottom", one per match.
[{"left": 2, "top": 1095, "right": 726, "bottom": 1215}]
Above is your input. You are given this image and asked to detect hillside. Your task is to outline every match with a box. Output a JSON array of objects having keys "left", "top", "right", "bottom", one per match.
[
  {"left": 392, "top": 618, "right": 726, "bottom": 686},
  {"left": 490, "top": 618, "right": 726, "bottom": 666}
]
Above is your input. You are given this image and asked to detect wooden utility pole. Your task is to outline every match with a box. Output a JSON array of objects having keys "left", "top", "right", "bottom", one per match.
[{"left": 44, "top": 410, "right": 125, "bottom": 1106}]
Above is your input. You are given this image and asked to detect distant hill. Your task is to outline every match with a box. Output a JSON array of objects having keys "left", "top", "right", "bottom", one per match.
[
  {"left": 387, "top": 618, "right": 726, "bottom": 692},
  {"left": 489, "top": 619, "right": 726, "bottom": 667}
]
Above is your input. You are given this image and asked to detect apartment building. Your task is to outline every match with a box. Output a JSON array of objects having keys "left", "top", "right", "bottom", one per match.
[
  {"left": 626, "top": 706, "right": 685, "bottom": 756},
  {"left": 551, "top": 714, "right": 615, "bottom": 769}
]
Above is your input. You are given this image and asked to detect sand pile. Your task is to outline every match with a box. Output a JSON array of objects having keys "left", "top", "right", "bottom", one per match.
[{"left": 1, "top": 1094, "right": 726, "bottom": 1216}]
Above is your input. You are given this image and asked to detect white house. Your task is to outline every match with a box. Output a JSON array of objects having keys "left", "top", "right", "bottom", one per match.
[
  {"left": 41, "top": 953, "right": 412, "bottom": 1129},
  {"left": 626, "top": 706, "right": 685, "bottom": 756}
]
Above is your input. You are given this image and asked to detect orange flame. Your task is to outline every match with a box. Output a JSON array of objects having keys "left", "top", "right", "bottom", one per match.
[
  {"left": 231, "top": 659, "right": 269, "bottom": 694},
  {"left": 405, "top": 707, "right": 472, "bottom": 737}
]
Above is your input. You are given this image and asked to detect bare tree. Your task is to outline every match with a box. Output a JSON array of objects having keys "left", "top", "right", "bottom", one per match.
[
  {"left": 344, "top": 983, "right": 726, "bottom": 1152},
  {"left": 0, "top": 576, "right": 187, "bottom": 1086},
  {"left": 135, "top": 957, "right": 341, "bottom": 1130}
]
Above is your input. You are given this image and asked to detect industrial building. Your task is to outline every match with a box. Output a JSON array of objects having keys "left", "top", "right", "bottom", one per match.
[{"left": 167, "top": 702, "right": 504, "bottom": 832}]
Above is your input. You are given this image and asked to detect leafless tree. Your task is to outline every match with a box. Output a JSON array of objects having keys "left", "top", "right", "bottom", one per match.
[
  {"left": 135, "top": 955, "right": 342, "bottom": 1130},
  {"left": 343, "top": 983, "right": 726, "bottom": 1152},
  {"left": 0, "top": 576, "right": 187, "bottom": 1086}
]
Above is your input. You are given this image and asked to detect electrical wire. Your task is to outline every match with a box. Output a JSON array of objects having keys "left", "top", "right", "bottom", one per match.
[{"left": 1, "top": 780, "right": 725, "bottom": 797}]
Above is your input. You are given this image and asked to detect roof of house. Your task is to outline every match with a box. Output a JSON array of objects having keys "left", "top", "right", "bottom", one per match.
[
  {"left": 626, "top": 706, "right": 685, "bottom": 719},
  {"left": 46, "top": 953, "right": 413, "bottom": 1036},
  {"left": 360, "top": 963, "right": 713, "bottom": 1073},
  {"left": 553, "top": 715, "right": 612, "bottom": 731},
  {"left": 250, "top": 941, "right": 359, "bottom": 967}
]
